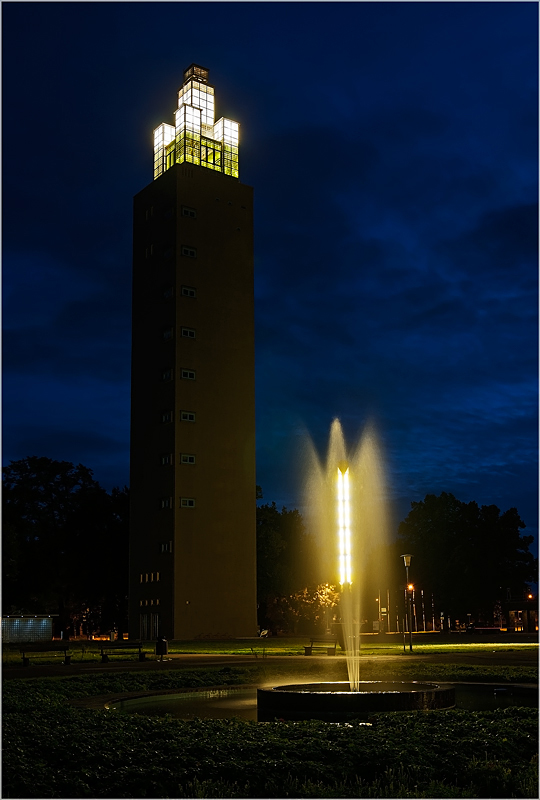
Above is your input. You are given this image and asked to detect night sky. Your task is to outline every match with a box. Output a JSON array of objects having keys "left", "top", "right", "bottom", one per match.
[{"left": 3, "top": 2, "right": 538, "bottom": 555}]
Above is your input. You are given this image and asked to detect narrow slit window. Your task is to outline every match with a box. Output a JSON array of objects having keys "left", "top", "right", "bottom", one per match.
[
  {"left": 160, "top": 453, "right": 173, "bottom": 466},
  {"left": 162, "top": 369, "right": 173, "bottom": 381},
  {"left": 161, "top": 410, "right": 173, "bottom": 424},
  {"left": 160, "top": 497, "right": 172, "bottom": 509}
]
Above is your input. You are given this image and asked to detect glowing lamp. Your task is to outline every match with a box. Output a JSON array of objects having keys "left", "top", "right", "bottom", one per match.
[{"left": 337, "top": 466, "right": 352, "bottom": 585}]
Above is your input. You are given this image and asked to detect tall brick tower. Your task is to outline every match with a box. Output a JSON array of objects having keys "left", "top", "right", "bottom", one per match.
[{"left": 129, "top": 64, "right": 256, "bottom": 640}]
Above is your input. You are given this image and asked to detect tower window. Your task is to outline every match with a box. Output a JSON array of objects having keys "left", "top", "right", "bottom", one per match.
[
  {"left": 181, "top": 246, "right": 196, "bottom": 258},
  {"left": 161, "top": 453, "right": 173, "bottom": 466},
  {"left": 181, "top": 498, "right": 196, "bottom": 508},
  {"left": 161, "top": 410, "right": 173, "bottom": 423},
  {"left": 145, "top": 207, "right": 154, "bottom": 220},
  {"left": 180, "top": 411, "right": 196, "bottom": 422},
  {"left": 162, "top": 369, "right": 173, "bottom": 381},
  {"left": 161, "top": 497, "right": 172, "bottom": 509},
  {"left": 182, "top": 206, "right": 197, "bottom": 218},
  {"left": 163, "top": 286, "right": 174, "bottom": 299},
  {"left": 181, "top": 454, "right": 196, "bottom": 465},
  {"left": 162, "top": 327, "right": 173, "bottom": 341},
  {"left": 181, "top": 327, "right": 196, "bottom": 339},
  {"left": 161, "top": 541, "right": 173, "bottom": 553},
  {"left": 145, "top": 245, "right": 154, "bottom": 258},
  {"left": 181, "top": 369, "right": 196, "bottom": 380},
  {"left": 163, "top": 247, "right": 174, "bottom": 260},
  {"left": 181, "top": 286, "right": 197, "bottom": 298}
]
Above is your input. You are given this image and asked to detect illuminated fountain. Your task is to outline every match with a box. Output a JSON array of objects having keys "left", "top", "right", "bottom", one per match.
[
  {"left": 306, "top": 418, "right": 389, "bottom": 690},
  {"left": 257, "top": 419, "right": 455, "bottom": 721}
]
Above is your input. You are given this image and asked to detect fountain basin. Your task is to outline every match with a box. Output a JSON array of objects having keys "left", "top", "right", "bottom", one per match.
[{"left": 257, "top": 681, "right": 455, "bottom": 721}]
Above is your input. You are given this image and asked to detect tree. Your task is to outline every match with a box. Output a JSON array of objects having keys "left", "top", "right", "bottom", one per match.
[
  {"left": 396, "top": 492, "right": 537, "bottom": 623},
  {"left": 2, "top": 456, "right": 129, "bottom": 635},
  {"left": 263, "top": 583, "right": 341, "bottom": 636},
  {"left": 256, "top": 491, "right": 319, "bottom": 632}
]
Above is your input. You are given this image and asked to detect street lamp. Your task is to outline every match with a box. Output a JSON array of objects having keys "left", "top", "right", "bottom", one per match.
[{"left": 400, "top": 554, "right": 413, "bottom": 652}]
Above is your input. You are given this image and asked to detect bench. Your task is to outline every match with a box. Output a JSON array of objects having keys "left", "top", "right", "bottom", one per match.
[
  {"left": 304, "top": 636, "right": 338, "bottom": 656},
  {"left": 98, "top": 641, "right": 146, "bottom": 663},
  {"left": 20, "top": 643, "right": 72, "bottom": 667}
]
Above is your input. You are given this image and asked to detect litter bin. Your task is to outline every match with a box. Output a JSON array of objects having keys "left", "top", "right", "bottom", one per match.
[{"left": 155, "top": 636, "right": 168, "bottom": 660}]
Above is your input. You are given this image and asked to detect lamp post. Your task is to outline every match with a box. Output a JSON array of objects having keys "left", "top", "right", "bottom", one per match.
[{"left": 400, "top": 554, "right": 413, "bottom": 652}]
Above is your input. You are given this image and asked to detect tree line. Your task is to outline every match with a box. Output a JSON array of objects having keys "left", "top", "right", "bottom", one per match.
[
  {"left": 3, "top": 457, "right": 129, "bottom": 637},
  {"left": 3, "top": 457, "right": 536, "bottom": 636}
]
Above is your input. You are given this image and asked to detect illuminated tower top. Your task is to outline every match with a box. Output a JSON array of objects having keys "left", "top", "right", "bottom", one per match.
[{"left": 153, "top": 64, "right": 240, "bottom": 180}]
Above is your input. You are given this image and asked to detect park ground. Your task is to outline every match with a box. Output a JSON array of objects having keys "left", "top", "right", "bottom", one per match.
[{"left": 3, "top": 632, "right": 538, "bottom": 798}]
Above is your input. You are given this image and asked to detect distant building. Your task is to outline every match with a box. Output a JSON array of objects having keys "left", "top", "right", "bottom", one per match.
[{"left": 129, "top": 65, "right": 257, "bottom": 640}]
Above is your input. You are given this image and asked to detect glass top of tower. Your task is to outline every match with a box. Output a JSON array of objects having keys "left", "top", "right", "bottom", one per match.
[
  {"left": 153, "top": 65, "right": 239, "bottom": 181},
  {"left": 183, "top": 63, "right": 209, "bottom": 84}
]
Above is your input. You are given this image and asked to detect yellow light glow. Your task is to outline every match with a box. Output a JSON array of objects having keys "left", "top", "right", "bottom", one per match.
[
  {"left": 154, "top": 65, "right": 240, "bottom": 180},
  {"left": 337, "top": 467, "right": 352, "bottom": 585}
]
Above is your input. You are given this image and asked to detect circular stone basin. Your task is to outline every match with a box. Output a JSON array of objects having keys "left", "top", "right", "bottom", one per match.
[{"left": 257, "top": 681, "right": 455, "bottom": 722}]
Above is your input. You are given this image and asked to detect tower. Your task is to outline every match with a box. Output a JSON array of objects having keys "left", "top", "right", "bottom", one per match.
[{"left": 128, "top": 64, "right": 256, "bottom": 640}]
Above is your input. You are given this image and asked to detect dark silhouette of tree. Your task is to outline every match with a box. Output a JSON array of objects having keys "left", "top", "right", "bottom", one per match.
[
  {"left": 256, "top": 490, "right": 327, "bottom": 633},
  {"left": 2, "top": 456, "right": 129, "bottom": 635},
  {"left": 397, "top": 492, "right": 536, "bottom": 623}
]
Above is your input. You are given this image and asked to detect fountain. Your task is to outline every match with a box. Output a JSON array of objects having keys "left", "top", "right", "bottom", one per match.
[{"left": 257, "top": 419, "right": 455, "bottom": 721}]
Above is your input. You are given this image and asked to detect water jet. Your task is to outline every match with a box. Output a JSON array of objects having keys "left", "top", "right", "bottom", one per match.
[{"left": 256, "top": 419, "right": 457, "bottom": 720}]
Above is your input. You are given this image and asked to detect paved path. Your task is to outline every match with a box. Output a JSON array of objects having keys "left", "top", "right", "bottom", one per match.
[{"left": 3, "top": 646, "right": 537, "bottom": 681}]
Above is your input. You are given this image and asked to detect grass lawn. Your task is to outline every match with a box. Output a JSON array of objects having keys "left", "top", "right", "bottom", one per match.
[{"left": 3, "top": 636, "right": 538, "bottom": 666}]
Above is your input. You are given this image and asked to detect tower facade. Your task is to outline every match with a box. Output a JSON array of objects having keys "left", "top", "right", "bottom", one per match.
[{"left": 129, "top": 65, "right": 257, "bottom": 640}]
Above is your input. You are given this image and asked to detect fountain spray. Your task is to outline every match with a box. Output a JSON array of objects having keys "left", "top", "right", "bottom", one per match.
[
  {"left": 304, "top": 418, "right": 390, "bottom": 692},
  {"left": 337, "top": 463, "right": 361, "bottom": 690}
]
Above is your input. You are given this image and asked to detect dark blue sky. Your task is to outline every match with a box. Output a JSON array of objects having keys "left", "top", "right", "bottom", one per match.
[{"left": 3, "top": 2, "right": 538, "bottom": 553}]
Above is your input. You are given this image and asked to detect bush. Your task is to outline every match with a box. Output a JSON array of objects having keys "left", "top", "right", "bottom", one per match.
[{"left": 3, "top": 671, "right": 538, "bottom": 798}]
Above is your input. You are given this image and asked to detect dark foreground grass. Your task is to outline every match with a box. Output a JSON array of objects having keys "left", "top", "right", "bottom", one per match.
[{"left": 3, "top": 666, "right": 538, "bottom": 799}]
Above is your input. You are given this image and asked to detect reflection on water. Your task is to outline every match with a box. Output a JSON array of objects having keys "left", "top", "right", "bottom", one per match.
[
  {"left": 108, "top": 689, "right": 258, "bottom": 721},
  {"left": 108, "top": 685, "right": 537, "bottom": 721},
  {"left": 455, "top": 685, "right": 537, "bottom": 712}
]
